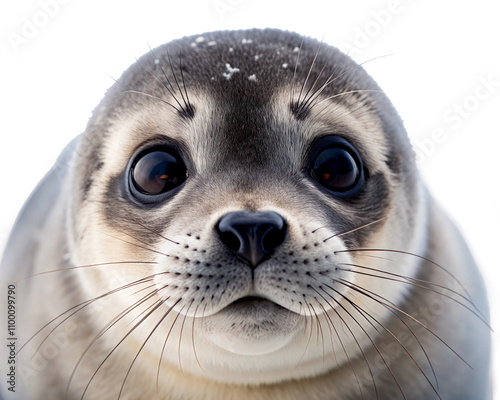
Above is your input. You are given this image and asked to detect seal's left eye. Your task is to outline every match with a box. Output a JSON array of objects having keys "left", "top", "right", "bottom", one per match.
[
  {"left": 309, "top": 137, "right": 364, "bottom": 196},
  {"left": 131, "top": 150, "right": 187, "bottom": 195}
]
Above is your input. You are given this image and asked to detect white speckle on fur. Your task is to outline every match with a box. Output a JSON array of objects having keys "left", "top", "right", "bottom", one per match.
[
  {"left": 190, "top": 42, "right": 197, "bottom": 47},
  {"left": 254, "top": 54, "right": 261, "bottom": 61},
  {"left": 242, "top": 38, "right": 253, "bottom": 44},
  {"left": 154, "top": 59, "right": 160, "bottom": 65},
  {"left": 293, "top": 46, "right": 300, "bottom": 52},
  {"left": 208, "top": 41, "right": 217, "bottom": 46},
  {"left": 282, "top": 63, "right": 288, "bottom": 68},
  {"left": 229, "top": 47, "right": 234, "bottom": 52},
  {"left": 248, "top": 74, "right": 257, "bottom": 82},
  {"left": 222, "top": 63, "right": 240, "bottom": 80},
  {"left": 196, "top": 36, "right": 205, "bottom": 43}
]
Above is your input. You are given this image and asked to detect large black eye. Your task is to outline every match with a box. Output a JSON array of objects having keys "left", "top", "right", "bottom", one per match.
[
  {"left": 131, "top": 149, "right": 187, "bottom": 195},
  {"left": 310, "top": 140, "right": 363, "bottom": 194}
]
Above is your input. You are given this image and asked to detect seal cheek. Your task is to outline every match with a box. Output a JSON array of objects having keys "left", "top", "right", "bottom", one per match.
[{"left": 202, "top": 298, "right": 302, "bottom": 355}]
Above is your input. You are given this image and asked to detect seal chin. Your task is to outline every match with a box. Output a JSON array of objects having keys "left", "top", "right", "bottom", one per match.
[{"left": 203, "top": 297, "right": 302, "bottom": 356}]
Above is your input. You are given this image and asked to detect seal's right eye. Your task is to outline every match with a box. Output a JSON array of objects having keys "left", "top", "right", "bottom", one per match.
[
  {"left": 311, "top": 147, "right": 360, "bottom": 192},
  {"left": 130, "top": 149, "right": 187, "bottom": 196},
  {"left": 308, "top": 136, "right": 364, "bottom": 197}
]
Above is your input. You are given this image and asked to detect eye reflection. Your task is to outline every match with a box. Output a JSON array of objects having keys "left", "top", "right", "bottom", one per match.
[{"left": 131, "top": 150, "right": 187, "bottom": 195}]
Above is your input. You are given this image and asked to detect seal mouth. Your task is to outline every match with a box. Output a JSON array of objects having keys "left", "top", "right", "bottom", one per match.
[
  {"left": 223, "top": 296, "right": 294, "bottom": 315},
  {"left": 204, "top": 295, "right": 303, "bottom": 356},
  {"left": 232, "top": 296, "right": 269, "bottom": 305}
]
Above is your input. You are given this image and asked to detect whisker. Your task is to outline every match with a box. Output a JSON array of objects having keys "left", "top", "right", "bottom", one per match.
[
  {"left": 339, "top": 264, "right": 489, "bottom": 328},
  {"left": 341, "top": 262, "right": 477, "bottom": 311},
  {"left": 117, "top": 298, "right": 183, "bottom": 400},
  {"left": 314, "top": 95, "right": 373, "bottom": 122},
  {"left": 311, "top": 301, "right": 337, "bottom": 364},
  {"left": 320, "top": 217, "right": 388, "bottom": 241},
  {"left": 80, "top": 293, "right": 181, "bottom": 400},
  {"left": 297, "top": 61, "right": 343, "bottom": 117},
  {"left": 335, "top": 248, "right": 475, "bottom": 305},
  {"left": 308, "top": 54, "right": 392, "bottom": 108},
  {"left": 313, "top": 293, "right": 375, "bottom": 399},
  {"left": 127, "top": 214, "right": 180, "bottom": 245},
  {"left": 296, "top": 54, "right": 392, "bottom": 121},
  {"left": 147, "top": 44, "right": 186, "bottom": 113},
  {"left": 178, "top": 51, "right": 195, "bottom": 117},
  {"left": 178, "top": 299, "right": 195, "bottom": 373},
  {"left": 126, "top": 283, "right": 167, "bottom": 326},
  {"left": 117, "top": 46, "right": 194, "bottom": 118},
  {"left": 129, "top": 282, "right": 159, "bottom": 298},
  {"left": 338, "top": 277, "right": 473, "bottom": 369},
  {"left": 121, "top": 89, "right": 180, "bottom": 113},
  {"left": 297, "top": 58, "right": 329, "bottom": 116},
  {"left": 166, "top": 49, "right": 194, "bottom": 118},
  {"left": 190, "top": 298, "right": 205, "bottom": 372},
  {"left": 296, "top": 299, "right": 316, "bottom": 365},
  {"left": 300, "top": 54, "right": 387, "bottom": 119},
  {"left": 134, "top": 63, "right": 184, "bottom": 113},
  {"left": 156, "top": 301, "right": 184, "bottom": 394},
  {"left": 15, "top": 261, "right": 157, "bottom": 283},
  {"left": 344, "top": 292, "right": 442, "bottom": 400},
  {"left": 297, "top": 301, "right": 308, "bottom": 336},
  {"left": 98, "top": 230, "right": 171, "bottom": 258},
  {"left": 18, "top": 274, "right": 157, "bottom": 355},
  {"left": 292, "top": 38, "right": 324, "bottom": 119},
  {"left": 315, "top": 89, "right": 383, "bottom": 108},
  {"left": 338, "top": 278, "right": 440, "bottom": 389},
  {"left": 67, "top": 284, "right": 166, "bottom": 395},
  {"left": 318, "top": 283, "right": 407, "bottom": 400},
  {"left": 290, "top": 38, "right": 304, "bottom": 109},
  {"left": 309, "top": 301, "right": 326, "bottom": 360}
]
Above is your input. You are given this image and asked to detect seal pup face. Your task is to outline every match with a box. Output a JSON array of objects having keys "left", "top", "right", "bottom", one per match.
[{"left": 68, "top": 29, "right": 430, "bottom": 389}]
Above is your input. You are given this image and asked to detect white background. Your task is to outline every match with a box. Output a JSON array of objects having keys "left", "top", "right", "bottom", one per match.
[{"left": 1, "top": 0, "right": 499, "bottom": 396}]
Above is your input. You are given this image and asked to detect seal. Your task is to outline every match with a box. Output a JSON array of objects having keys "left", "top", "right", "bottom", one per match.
[{"left": 0, "top": 29, "right": 491, "bottom": 400}]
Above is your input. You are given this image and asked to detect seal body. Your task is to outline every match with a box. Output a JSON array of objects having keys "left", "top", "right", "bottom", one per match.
[{"left": 0, "top": 29, "right": 491, "bottom": 399}]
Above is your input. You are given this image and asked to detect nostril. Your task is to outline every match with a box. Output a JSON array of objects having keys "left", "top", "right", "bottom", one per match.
[
  {"left": 216, "top": 211, "right": 287, "bottom": 268},
  {"left": 262, "top": 224, "right": 287, "bottom": 252},
  {"left": 218, "top": 230, "right": 241, "bottom": 252}
]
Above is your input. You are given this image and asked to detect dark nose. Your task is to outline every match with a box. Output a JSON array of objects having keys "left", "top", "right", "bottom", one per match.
[{"left": 216, "top": 211, "right": 287, "bottom": 268}]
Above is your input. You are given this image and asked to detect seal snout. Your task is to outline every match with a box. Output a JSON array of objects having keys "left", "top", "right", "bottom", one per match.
[{"left": 216, "top": 211, "right": 287, "bottom": 268}]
